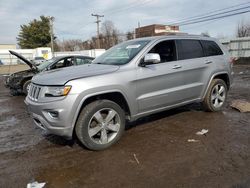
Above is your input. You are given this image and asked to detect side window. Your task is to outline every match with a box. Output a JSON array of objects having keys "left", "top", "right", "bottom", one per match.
[
  {"left": 52, "top": 57, "right": 74, "bottom": 69},
  {"left": 176, "top": 40, "right": 204, "bottom": 60},
  {"left": 148, "top": 40, "right": 176, "bottom": 63},
  {"left": 53, "top": 59, "right": 64, "bottom": 69},
  {"left": 75, "top": 57, "right": 93, "bottom": 65},
  {"left": 201, "top": 40, "right": 223, "bottom": 56}
]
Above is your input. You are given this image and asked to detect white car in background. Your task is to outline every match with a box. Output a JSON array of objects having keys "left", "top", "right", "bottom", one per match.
[{"left": 31, "top": 57, "right": 46, "bottom": 66}]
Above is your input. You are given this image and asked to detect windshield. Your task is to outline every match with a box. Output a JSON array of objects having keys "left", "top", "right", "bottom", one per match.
[
  {"left": 93, "top": 40, "right": 150, "bottom": 65},
  {"left": 37, "top": 57, "right": 56, "bottom": 70}
]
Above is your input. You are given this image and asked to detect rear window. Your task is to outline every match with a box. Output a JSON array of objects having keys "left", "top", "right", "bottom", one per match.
[
  {"left": 201, "top": 40, "right": 223, "bottom": 56},
  {"left": 176, "top": 40, "right": 204, "bottom": 60}
]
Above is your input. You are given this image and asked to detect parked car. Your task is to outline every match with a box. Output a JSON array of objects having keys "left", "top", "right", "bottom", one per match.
[
  {"left": 25, "top": 35, "right": 233, "bottom": 150},
  {"left": 31, "top": 56, "right": 46, "bottom": 66},
  {"left": 5, "top": 50, "right": 94, "bottom": 95}
]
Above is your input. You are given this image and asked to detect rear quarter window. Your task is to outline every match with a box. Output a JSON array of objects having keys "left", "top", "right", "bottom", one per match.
[
  {"left": 201, "top": 40, "right": 223, "bottom": 56},
  {"left": 176, "top": 39, "right": 204, "bottom": 60}
]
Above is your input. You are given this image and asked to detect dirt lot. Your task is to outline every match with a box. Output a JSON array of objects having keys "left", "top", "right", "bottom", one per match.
[{"left": 0, "top": 65, "right": 249, "bottom": 188}]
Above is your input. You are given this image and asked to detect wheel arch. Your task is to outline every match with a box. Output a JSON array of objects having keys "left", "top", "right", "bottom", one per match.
[
  {"left": 202, "top": 72, "right": 230, "bottom": 99},
  {"left": 72, "top": 91, "right": 131, "bottom": 135}
]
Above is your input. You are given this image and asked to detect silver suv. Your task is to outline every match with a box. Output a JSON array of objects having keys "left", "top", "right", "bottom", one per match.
[{"left": 25, "top": 35, "right": 233, "bottom": 150}]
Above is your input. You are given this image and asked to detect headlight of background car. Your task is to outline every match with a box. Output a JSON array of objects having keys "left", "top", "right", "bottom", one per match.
[{"left": 44, "top": 85, "right": 71, "bottom": 97}]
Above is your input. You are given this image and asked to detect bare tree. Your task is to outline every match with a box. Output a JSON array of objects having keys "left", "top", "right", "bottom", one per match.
[
  {"left": 237, "top": 20, "right": 250, "bottom": 38},
  {"left": 56, "top": 39, "right": 86, "bottom": 51},
  {"left": 56, "top": 20, "right": 125, "bottom": 51},
  {"left": 100, "top": 20, "right": 121, "bottom": 49}
]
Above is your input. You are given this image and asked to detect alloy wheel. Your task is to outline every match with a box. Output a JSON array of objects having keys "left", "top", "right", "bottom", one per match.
[
  {"left": 211, "top": 84, "right": 226, "bottom": 108},
  {"left": 88, "top": 108, "right": 121, "bottom": 145}
]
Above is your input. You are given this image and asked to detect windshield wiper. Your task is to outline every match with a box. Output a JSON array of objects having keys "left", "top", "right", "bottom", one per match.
[{"left": 95, "top": 62, "right": 120, "bottom": 66}]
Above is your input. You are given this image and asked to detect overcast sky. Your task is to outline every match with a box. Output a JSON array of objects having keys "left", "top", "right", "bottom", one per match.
[{"left": 0, "top": 0, "right": 249, "bottom": 44}]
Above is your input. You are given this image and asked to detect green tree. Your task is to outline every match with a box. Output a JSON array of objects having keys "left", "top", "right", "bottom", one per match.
[{"left": 17, "top": 16, "right": 55, "bottom": 48}]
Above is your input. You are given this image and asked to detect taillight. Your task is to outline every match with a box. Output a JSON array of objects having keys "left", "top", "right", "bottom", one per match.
[
  {"left": 229, "top": 57, "right": 236, "bottom": 64},
  {"left": 229, "top": 57, "right": 237, "bottom": 68}
]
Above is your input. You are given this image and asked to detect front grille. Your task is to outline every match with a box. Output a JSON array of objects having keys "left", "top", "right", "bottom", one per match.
[{"left": 28, "top": 84, "right": 42, "bottom": 101}]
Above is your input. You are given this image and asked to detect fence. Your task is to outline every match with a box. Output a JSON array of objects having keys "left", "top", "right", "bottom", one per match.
[
  {"left": 0, "top": 49, "right": 105, "bottom": 65},
  {"left": 220, "top": 36, "right": 250, "bottom": 58},
  {"left": 0, "top": 49, "right": 34, "bottom": 65}
]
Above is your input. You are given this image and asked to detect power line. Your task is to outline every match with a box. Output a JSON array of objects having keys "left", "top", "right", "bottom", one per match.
[
  {"left": 178, "top": 9, "right": 250, "bottom": 26},
  {"left": 106, "top": 9, "right": 250, "bottom": 37},
  {"left": 170, "top": 5, "right": 250, "bottom": 26},
  {"left": 104, "top": 0, "right": 153, "bottom": 16},
  {"left": 167, "top": 1, "right": 250, "bottom": 25},
  {"left": 103, "top": 0, "right": 146, "bottom": 13},
  {"left": 55, "top": 2, "right": 250, "bottom": 40},
  {"left": 181, "top": 19, "right": 217, "bottom": 31}
]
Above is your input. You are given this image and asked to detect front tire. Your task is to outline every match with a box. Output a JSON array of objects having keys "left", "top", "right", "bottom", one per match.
[
  {"left": 202, "top": 79, "right": 228, "bottom": 112},
  {"left": 75, "top": 100, "right": 125, "bottom": 150}
]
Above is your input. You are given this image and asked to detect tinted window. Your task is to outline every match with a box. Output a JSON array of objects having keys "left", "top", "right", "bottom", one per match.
[
  {"left": 176, "top": 40, "right": 204, "bottom": 60},
  {"left": 149, "top": 40, "right": 176, "bottom": 63},
  {"left": 201, "top": 40, "right": 223, "bottom": 56}
]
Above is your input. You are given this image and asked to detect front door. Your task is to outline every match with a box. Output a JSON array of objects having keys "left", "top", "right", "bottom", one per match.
[{"left": 136, "top": 40, "right": 186, "bottom": 113}]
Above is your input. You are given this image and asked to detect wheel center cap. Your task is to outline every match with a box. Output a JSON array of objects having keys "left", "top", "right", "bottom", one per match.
[{"left": 101, "top": 122, "right": 106, "bottom": 128}]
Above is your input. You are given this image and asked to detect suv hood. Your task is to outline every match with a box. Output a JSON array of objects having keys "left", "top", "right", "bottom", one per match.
[
  {"left": 9, "top": 50, "right": 37, "bottom": 70},
  {"left": 32, "top": 64, "right": 120, "bottom": 85}
]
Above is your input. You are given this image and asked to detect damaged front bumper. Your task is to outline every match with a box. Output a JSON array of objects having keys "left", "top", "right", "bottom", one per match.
[
  {"left": 3, "top": 74, "right": 11, "bottom": 87},
  {"left": 4, "top": 75, "right": 22, "bottom": 92}
]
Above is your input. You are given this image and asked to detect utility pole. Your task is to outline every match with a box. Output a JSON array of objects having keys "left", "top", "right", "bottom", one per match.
[
  {"left": 135, "top": 21, "right": 141, "bottom": 38},
  {"left": 49, "top": 16, "right": 55, "bottom": 57},
  {"left": 91, "top": 14, "right": 104, "bottom": 49}
]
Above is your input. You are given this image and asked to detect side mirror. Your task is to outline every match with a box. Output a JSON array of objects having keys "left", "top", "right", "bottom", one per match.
[{"left": 142, "top": 53, "right": 161, "bottom": 66}]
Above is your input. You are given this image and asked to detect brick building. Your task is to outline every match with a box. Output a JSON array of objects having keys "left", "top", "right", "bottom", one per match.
[{"left": 135, "top": 24, "right": 179, "bottom": 38}]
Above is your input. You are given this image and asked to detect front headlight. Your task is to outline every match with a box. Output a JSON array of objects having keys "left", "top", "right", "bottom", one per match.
[{"left": 44, "top": 85, "right": 71, "bottom": 97}]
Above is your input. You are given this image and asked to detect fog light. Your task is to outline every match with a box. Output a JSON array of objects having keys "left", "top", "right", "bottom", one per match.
[{"left": 48, "top": 111, "right": 59, "bottom": 118}]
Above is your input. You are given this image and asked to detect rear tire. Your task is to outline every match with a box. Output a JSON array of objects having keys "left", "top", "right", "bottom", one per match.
[
  {"left": 23, "top": 80, "right": 31, "bottom": 95},
  {"left": 202, "top": 79, "right": 227, "bottom": 112},
  {"left": 75, "top": 100, "right": 125, "bottom": 150}
]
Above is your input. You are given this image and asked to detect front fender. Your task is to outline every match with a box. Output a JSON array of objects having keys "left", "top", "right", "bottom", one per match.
[{"left": 71, "top": 88, "right": 132, "bottom": 129}]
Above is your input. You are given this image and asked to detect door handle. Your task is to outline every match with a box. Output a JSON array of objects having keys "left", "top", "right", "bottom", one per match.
[
  {"left": 205, "top": 60, "right": 213, "bottom": 64},
  {"left": 172, "top": 65, "right": 182, "bottom": 69}
]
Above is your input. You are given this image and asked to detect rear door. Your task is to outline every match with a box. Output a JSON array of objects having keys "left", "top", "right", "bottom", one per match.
[
  {"left": 200, "top": 40, "right": 226, "bottom": 94},
  {"left": 175, "top": 39, "right": 210, "bottom": 100}
]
